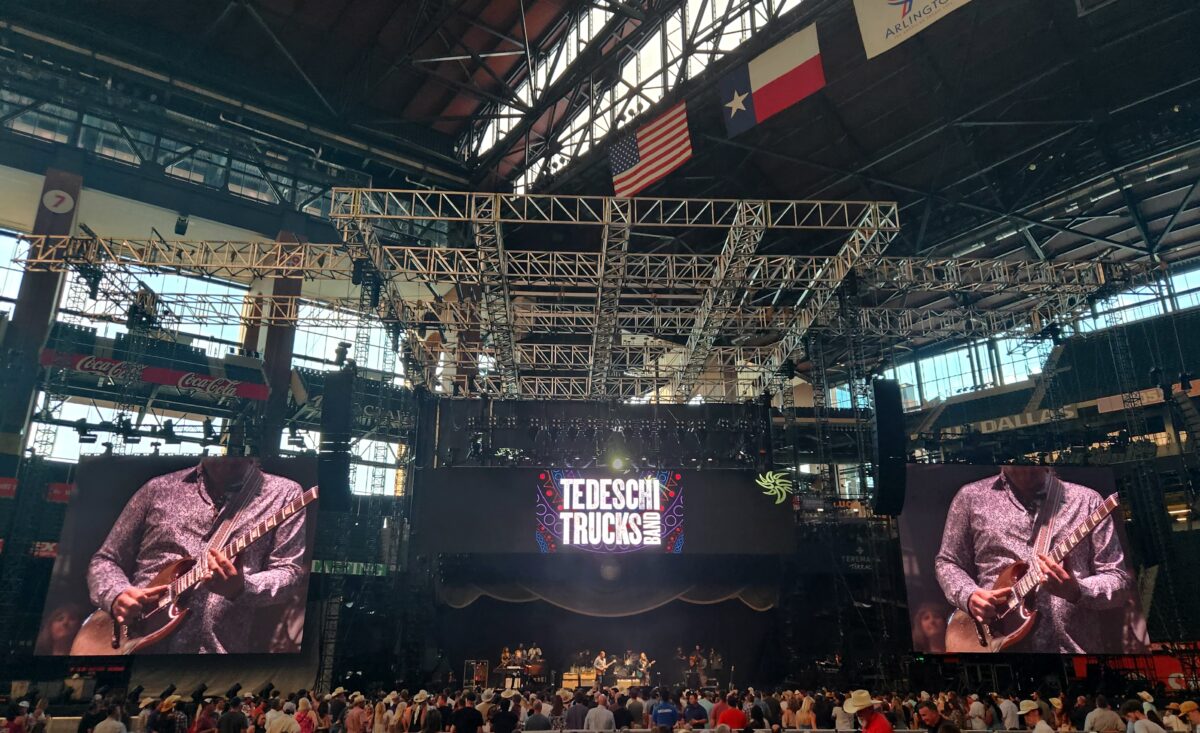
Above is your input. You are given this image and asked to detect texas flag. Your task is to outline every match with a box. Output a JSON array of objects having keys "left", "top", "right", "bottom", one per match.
[{"left": 718, "top": 23, "right": 825, "bottom": 137}]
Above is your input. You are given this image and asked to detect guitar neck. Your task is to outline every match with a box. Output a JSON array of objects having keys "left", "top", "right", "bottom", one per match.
[
  {"left": 1011, "top": 493, "right": 1119, "bottom": 599},
  {"left": 170, "top": 487, "right": 318, "bottom": 596}
]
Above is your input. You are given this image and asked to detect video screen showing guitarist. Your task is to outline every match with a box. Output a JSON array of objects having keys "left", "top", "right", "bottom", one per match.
[
  {"left": 34, "top": 455, "right": 317, "bottom": 656},
  {"left": 900, "top": 464, "right": 1149, "bottom": 655}
]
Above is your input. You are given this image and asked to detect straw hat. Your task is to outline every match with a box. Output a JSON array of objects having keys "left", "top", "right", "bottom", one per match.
[
  {"left": 1051, "top": 698, "right": 1063, "bottom": 711},
  {"left": 1179, "top": 702, "right": 1197, "bottom": 715},
  {"left": 1138, "top": 692, "right": 1154, "bottom": 704},
  {"left": 1018, "top": 701, "right": 1041, "bottom": 716},
  {"left": 161, "top": 695, "right": 183, "bottom": 712},
  {"left": 843, "top": 690, "right": 881, "bottom": 714},
  {"left": 332, "top": 687, "right": 347, "bottom": 697},
  {"left": 139, "top": 698, "right": 157, "bottom": 710},
  {"left": 556, "top": 689, "right": 574, "bottom": 702},
  {"left": 500, "top": 690, "right": 518, "bottom": 700},
  {"left": 413, "top": 691, "right": 430, "bottom": 704},
  {"left": 481, "top": 689, "right": 495, "bottom": 702},
  {"left": 1165, "top": 703, "right": 1180, "bottom": 712}
]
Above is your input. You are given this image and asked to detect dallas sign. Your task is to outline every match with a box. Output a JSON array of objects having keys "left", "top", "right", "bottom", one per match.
[{"left": 535, "top": 470, "right": 684, "bottom": 553}]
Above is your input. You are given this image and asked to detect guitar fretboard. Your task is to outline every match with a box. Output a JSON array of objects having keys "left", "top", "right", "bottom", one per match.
[
  {"left": 168, "top": 487, "right": 318, "bottom": 598},
  {"left": 1010, "top": 493, "right": 1119, "bottom": 600}
]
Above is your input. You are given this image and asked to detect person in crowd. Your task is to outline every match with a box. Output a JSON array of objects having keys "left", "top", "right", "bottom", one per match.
[
  {"left": 1122, "top": 701, "right": 1167, "bottom": 733},
  {"left": 814, "top": 692, "right": 834, "bottom": 731},
  {"left": 1161, "top": 704, "right": 1188, "bottom": 733},
  {"left": 797, "top": 694, "right": 814, "bottom": 730},
  {"left": 449, "top": 693, "right": 482, "bottom": 733},
  {"left": 612, "top": 697, "right": 632, "bottom": 731},
  {"left": 717, "top": 695, "right": 745, "bottom": 731},
  {"left": 832, "top": 694, "right": 856, "bottom": 732},
  {"left": 217, "top": 700, "right": 249, "bottom": 733},
  {"left": 417, "top": 708, "right": 441, "bottom": 733},
  {"left": 1020, "top": 700, "right": 1055, "bottom": 733},
  {"left": 748, "top": 706, "right": 770, "bottom": 733},
  {"left": 525, "top": 702, "right": 552, "bottom": 732},
  {"left": 651, "top": 692, "right": 680, "bottom": 731},
  {"left": 1085, "top": 696, "right": 1125, "bottom": 733},
  {"left": 548, "top": 692, "right": 568, "bottom": 731},
  {"left": 194, "top": 701, "right": 218, "bottom": 733},
  {"left": 156, "top": 697, "right": 187, "bottom": 733},
  {"left": 296, "top": 700, "right": 318, "bottom": 733},
  {"left": 344, "top": 697, "right": 370, "bottom": 733},
  {"left": 710, "top": 691, "right": 730, "bottom": 729},
  {"left": 1072, "top": 699, "right": 1091, "bottom": 732},
  {"left": 844, "top": 691, "right": 893, "bottom": 733},
  {"left": 490, "top": 698, "right": 518, "bottom": 733},
  {"left": 627, "top": 690, "right": 646, "bottom": 730},
  {"left": 919, "top": 701, "right": 948, "bottom": 733},
  {"left": 266, "top": 704, "right": 299, "bottom": 733},
  {"left": 95, "top": 706, "right": 127, "bottom": 733},
  {"left": 1177, "top": 702, "right": 1199, "bottom": 731},
  {"left": 565, "top": 694, "right": 590, "bottom": 732},
  {"left": 683, "top": 694, "right": 708, "bottom": 729},
  {"left": 403, "top": 692, "right": 430, "bottom": 732},
  {"left": 584, "top": 694, "right": 615, "bottom": 732}
]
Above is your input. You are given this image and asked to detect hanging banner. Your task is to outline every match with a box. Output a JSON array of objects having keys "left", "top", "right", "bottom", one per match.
[
  {"left": 40, "top": 349, "right": 269, "bottom": 400},
  {"left": 852, "top": 0, "right": 974, "bottom": 59}
]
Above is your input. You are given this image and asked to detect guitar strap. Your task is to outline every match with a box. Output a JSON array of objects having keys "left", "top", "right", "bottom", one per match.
[
  {"left": 1031, "top": 473, "right": 1065, "bottom": 560},
  {"left": 203, "top": 464, "right": 264, "bottom": 555}
]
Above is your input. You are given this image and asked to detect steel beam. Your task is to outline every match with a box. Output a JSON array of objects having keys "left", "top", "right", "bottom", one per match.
[
  {"left": 588, "top": 197, "right": 632, "bottom": 397},
  {"left": 471, "top": 194, "right": 520, "bottom": 396},
  {"left": 671, "top": 200, "right": 766, "bottom": 400}
]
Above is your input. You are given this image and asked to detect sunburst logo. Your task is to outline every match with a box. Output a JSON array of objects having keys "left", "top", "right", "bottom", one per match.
[
  {"left": 888, "top": 0, "right": 915, "bottom": 16},
  {"left": 755, "top": 471, "right": 796, "bottom": 505}
]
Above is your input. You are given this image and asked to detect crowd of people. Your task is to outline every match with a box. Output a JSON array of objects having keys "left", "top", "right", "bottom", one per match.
[{"left": 7, "top": 684, "right": 1200, "bottom": 733}]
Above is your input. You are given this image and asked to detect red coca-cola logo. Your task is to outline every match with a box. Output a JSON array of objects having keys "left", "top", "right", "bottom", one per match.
[
  {"left": 177, "top": 372, "right": 240, "bottom": 398},
  {"left": 74, "top": 355, "right": 141, "bottom": 381}
]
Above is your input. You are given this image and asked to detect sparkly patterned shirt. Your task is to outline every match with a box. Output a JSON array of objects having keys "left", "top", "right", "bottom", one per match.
[
  {"left": 934, "top": 473, "right": 1131, "bottom": 653},
  {"left": 87, "top": 464, "right": 309, "bottom": 653}
]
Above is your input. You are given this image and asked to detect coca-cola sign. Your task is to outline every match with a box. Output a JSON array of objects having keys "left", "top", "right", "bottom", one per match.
[
  {"left": 72, "top": 355, "right": 141, "bottom": 382},
  {"left": 176, "top": 372, "right": 240, "bottom": 398}
]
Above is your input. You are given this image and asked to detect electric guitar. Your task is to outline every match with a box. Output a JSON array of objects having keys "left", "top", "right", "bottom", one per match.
[
  {"left": 944, "top": 493, "right": 1120, "bottom": 653},
  {"left": 70, "top": 486, "right": 318, "bottom": 655}
]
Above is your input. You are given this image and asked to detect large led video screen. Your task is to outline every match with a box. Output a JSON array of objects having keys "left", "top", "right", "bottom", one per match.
[
  {"left": 899, "top": 464, "right": 1149, "bottom": 654},
  {"left": 36, "top": 455, "right": 318, "bottom": 656},
  {"left": 415, "top": 468, "right": 794, "bottom": 555}
]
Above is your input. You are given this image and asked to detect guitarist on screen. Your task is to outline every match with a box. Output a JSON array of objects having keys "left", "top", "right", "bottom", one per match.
[
  {"left": 84, "top": 456, "right": 311, "bottom": 654},
  {"left": 934, "top": 465, "right": 1136, "bottom": 653}
]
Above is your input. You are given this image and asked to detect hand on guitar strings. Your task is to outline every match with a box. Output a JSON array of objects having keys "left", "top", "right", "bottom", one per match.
[
  {"left": 206, "top": 547, "right": 246, "bottom": 599},
  {"left": 1036, "top": 553, "right": 1082, "bottom": 603},
  {"left": 112, "top": 585, "right": 170, "bottom": 624},
  {"left": 968, "top": 587, "right": 1012, "bottom": 623}
]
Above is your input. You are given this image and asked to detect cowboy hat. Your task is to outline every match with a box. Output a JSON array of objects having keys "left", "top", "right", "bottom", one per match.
[
  {"left": 332, "top": 687, "right": 347, "bottom": 697},
  {"left": 1179, "top": 702, "right": 1198, "bottom": 715},
  {"left": 161, "top": 695, "right": 183, "bottom": 712},
  {"left": 500, "top": 690, "right": 518, "bottom": 700},
  {"left": 481, "top": 689, "right": 495, "bottom": 702},
  {"left": 1166, "top": 703, "right": 1181, "bottom": 711},
  {"left": 139, "top": 698, "right": 157, "bottom": 709},
  {"left": 1051, "top": 698, "right": 1063, "bottom": 710},
  {"left": 1138, "top": 692, "right": 1154, "bottom": 704},
  {"left": 1018, "top": 701, "right": 1041, "bottom": 716},
  {"left": 843, "top": 690, "right": 881, "bottom": 714},
  {"left": 413, "top": 691, "right": 430, "bottom": 704},
  {"left": 556, "top": 689, "right": 574, "bottom": 702}
]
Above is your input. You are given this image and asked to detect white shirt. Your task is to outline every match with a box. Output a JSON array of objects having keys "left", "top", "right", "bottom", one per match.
[
  {"left": 1132, "top": 719, "right": 1167, "bottom": 733},
  {"left": 1162, "top": 714, "right": 1188, "bottom": 733},
  {"left": 95, "top": 719, "right": 128, "bottom": 733},
  {"left": 969, "top": 701, "right": 988, "bottom": 731},
  {"left": 1035, "top": 721, "right": 1057, "bottom": 733},
  {"left": 583, "top": 707, "right": 615, "bottom": 732},
  {"left": 1000, "top": 700, "right": 1020, "bottom": 731}
]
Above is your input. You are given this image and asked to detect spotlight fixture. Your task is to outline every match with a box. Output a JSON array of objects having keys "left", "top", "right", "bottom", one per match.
[
  {"left": 1181, "top": 371, "right": 1193, "bottom": 392},
  {"left": 75, "top": 418, "right": 97, "bottom": 444},
  {"left": 174, "top": 214, "right": 189, "bottom": 236},
  {"left": 202, "top": 417, "right": 216, "bottom": 443},
  {"left": 287, "top": 424, "right": 305, "bottom": 448},
  {"left": 334, "top": 341, "right": 351, "bottom": 366},
  {"left": 160, "top": 419, "right": 180, "bottom": 445}
]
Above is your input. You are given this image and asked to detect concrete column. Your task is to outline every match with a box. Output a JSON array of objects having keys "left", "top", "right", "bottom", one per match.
[{"left": 0, "top": 168, "right": 82, "bottom": 476}]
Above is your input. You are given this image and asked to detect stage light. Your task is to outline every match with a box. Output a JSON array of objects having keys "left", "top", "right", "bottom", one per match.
[
  {"left": 224, "top": 684, "right": 242, "bottom": 700},
  {"left": 75, "top": 418, "right": 97, "bottom": 444},
  {"left": 160, "top": 684, "right": 177, "bottom": 699},
  {"left": 611, "top": 455, "right": 627, "bottom": 471},
  {"left": 1181, "top": 372, "right": 1193, "bottom": 392},
  {"left": 334, "top": 341, "right": 351, "bottom": 366},
  {"left": 287, "top": 424, "right": 305, "bottom": 448},
  {"left": 190, "top": 684, "right": 208, "bottom": 703},
  {"left": 174, "top": 214, "right": 189, "bottom": 235},
  {"left": 202, "top": 416, "right": 216, "bottom": 442},
  {"left": 160, "top": 419, "right": 181, "bottom": 444}
]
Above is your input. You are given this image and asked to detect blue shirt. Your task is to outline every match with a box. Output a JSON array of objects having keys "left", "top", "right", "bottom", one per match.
[{"left": 651, "top": 703, "right": 679, "bottom": 728}]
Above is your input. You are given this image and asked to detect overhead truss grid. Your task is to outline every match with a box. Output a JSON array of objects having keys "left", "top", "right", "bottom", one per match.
[{"left": 21, "top": 189, "right": 1145, "bottom": 402}]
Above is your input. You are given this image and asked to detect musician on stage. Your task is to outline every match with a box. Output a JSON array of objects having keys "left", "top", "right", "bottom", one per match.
[
  {"left": 934, "top": 465, "right": 1138, "bottom": 653},
  {"left": 593, "top": 650, "right": 613, "bottom": 685},
  {"left": 85, "top": 457, "right": 310, "bottom": 653},
  {"left": 637, "top": 652, "right": 654, "bottom": 685}
]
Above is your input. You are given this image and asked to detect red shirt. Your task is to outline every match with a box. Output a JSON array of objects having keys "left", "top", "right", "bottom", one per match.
[
  {"left": 862, "top": 711, "right": 894, "bottom": 733},
  {"left": 710, "top": 702, "right": 729, "bottom": 728},
  {"left": 718, "top": 709, "right": 747, "bottom": 729}
]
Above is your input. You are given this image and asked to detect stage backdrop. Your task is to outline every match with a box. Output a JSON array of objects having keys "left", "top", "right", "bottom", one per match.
[
  {"left": 36, "top": 455, "right": 318, "bottom": 656},
  {"left": 413, "top": 468, "right": 793, "bottom": 555},
  {"left": 899, "top": 464, "right": 1149, "bottom": 655}
]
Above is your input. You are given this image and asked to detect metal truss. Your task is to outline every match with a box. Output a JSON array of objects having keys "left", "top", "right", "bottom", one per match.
[
  {"left": 472, "top": 194, "right": 520, "bottom": 396},
  {"left": 588, "top": 197, "right": 632, "bottom": 397},
  {"left": 23, "top": 236, "right": 1130, "bottom": 295},
  {"left": 752, "top": 206, "right": 895, "bottom": 394},
  {"left": 330, "top": 188, "right": 896, "bottom": 230},
  {"left": 673, "top": 200, "right": 766, "bottom": 399}
]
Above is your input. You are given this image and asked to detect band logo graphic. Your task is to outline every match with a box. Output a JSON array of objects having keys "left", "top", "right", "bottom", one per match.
[{"left": 536, "top": 470, "right": 684, "bottom": 553}]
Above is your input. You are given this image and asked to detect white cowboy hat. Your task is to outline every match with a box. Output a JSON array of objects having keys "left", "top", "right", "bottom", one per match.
[
  {"left": 843, "top": 690, "right": 881, "bottom": 714},
  {"left": 332, "top": 687, "right": 347, "bottom": 697},
  {"left": 556, "top": 689, "right": 574, "bottom": 701},
  {"left": 482, "top": 689, "right": 495, "bottom": 702},
  {"left": 1018, "top": 701, "right": 1041, "bottom": 716},
  {"left": 1138, "top": 692, "right": 1154, "bottom": 704},
  {"left": 500, "top": 690, "right": 518, "bottom": 700},
  {"left": 413, "top": 691, "right": 430, "bottom": 704},
  {"left": 1051, "top": 698, "right": 1063, "bottom": 710}
]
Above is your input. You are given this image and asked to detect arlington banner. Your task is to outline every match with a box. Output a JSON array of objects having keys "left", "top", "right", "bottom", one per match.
[{"left": 853, "top": 0, "right": 974, "bottom": 59}]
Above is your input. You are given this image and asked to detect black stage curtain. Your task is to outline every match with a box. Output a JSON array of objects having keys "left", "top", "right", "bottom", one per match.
[
  {"left": 436, "top": 596, "right": 781, "bottom": 688},
  {"left": 436, "top": 554, "right": 779, "bottom": 617}
]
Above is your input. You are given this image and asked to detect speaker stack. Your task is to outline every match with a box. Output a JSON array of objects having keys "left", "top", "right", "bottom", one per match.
[
  {"left": 318, "top": 367, "right": 355, "bottom": 512},
  {"left": 871, "top": 379, "right": 907, "bottom": 516}
]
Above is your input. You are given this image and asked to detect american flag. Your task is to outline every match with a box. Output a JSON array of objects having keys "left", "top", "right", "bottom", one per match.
[{"left": 609, "top": 101, "right": 693, "bottom": 198}]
